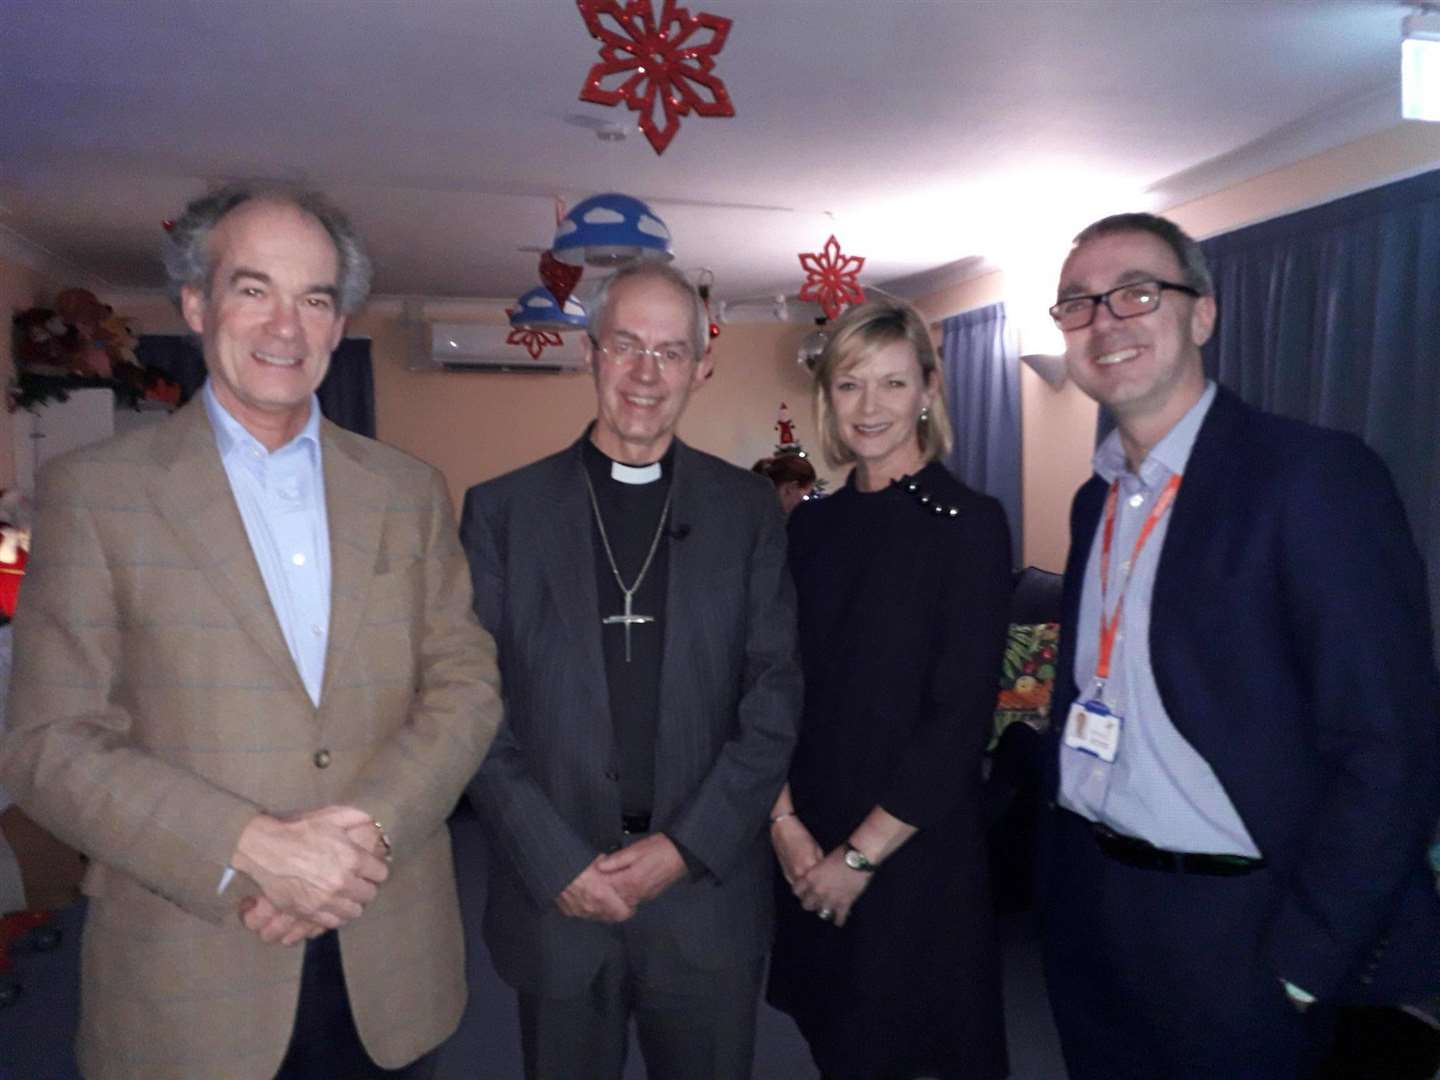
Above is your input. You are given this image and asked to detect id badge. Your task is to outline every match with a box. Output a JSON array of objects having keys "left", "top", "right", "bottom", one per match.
[{"left": 1064, "top": 698, "right": 1122, "bottom": 763}]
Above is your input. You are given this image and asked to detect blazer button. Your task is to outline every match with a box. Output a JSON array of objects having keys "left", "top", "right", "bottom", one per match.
[
  {"left": 313, "top": 749, "right": 332, "bottom": 769},
  {"left": 604, "top": 768, "right": 619, "bottom": 781}
]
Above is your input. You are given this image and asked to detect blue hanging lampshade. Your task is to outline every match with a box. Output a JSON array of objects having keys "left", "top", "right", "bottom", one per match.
[
  {"left": 551, "top": 193, "right": 673, "bottom": 268},
  {"left": 508, "top": 286, "right": 589, "bottom": 332}
]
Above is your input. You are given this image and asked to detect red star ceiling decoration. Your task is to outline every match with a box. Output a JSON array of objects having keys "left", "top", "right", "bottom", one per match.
[
  {"left": 577, "top": 0, "right": 736, "bottom": 155},
  {"left": 798, "top": 235, "right": 866, "bottom": 321},
  {"left": 506, "top": 327, "right": 564, "bottom": 360}
]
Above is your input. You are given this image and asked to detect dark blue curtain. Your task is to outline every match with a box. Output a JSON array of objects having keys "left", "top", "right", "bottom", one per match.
[
  {"left": 135, "top": 335, "right": 376, "bottom": 437},
  {"left": 1199, "top": 167, "right": 1440, "bottom": 657},
  {"left": 940, "top": 302, "right": 1022, "bottom": 561}
]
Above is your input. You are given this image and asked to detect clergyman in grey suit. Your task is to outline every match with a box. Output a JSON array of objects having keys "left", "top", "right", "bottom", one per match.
[{"left": 461, "top": 262, "right": 802, "bottom": 1079}]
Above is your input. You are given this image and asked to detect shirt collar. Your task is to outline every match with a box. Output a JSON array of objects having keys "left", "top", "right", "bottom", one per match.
[
  {"left": 1093, "top": 380, "right": 1217, "bottom": 487},
  {"left": 581, "top": 431, "right": 675, "bottom": 486},
  {"left": 203, "top": 380, "right": 322, "bottom": 465}
]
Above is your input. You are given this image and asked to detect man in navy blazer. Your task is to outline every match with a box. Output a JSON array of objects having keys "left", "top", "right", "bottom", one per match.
[{"left": 1041, "top": 212, "right": 1440, "bottom": 1079}]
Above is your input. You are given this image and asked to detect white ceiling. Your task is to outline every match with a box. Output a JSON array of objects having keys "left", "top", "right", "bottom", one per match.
[{"left": 0, "top": 0, "right": 1421, "bottom": 309}]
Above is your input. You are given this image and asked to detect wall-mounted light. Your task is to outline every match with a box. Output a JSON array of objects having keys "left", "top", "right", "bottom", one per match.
[{"left": 1403, "top": 6, "right": 1440, "bottom": 121}]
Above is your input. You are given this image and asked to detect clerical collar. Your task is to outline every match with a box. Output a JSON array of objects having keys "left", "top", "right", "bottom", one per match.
[
  {"left": 612, "top": 460, "right": 662, "bottom": 485},
  {"left": 583, "top": 436, "right": 672, "bottom": 486}
]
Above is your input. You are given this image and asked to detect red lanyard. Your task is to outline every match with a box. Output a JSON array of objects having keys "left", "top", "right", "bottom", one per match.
[{"left": 1095, "top": 473, "right": 1182, "bottom": 682}]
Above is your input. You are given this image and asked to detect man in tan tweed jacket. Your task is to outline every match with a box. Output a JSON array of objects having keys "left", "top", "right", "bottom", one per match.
[{"left": 0, "top": 186, "right": 502, "bottom": 1078}]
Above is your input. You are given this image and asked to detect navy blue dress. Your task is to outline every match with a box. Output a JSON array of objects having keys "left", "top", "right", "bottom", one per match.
[{"left": 767, "top": 463, "right": 1012, "bottom": 1080}]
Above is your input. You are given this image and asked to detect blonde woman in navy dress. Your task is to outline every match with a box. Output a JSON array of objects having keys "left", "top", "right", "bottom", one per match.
[{"left": 767, "top": 298, "right": 1012, "bottom": 1080}]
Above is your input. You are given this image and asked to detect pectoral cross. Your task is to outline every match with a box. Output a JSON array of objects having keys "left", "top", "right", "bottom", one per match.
[{"left": 602, "top": 591, "right": 655, "bottom": 662}]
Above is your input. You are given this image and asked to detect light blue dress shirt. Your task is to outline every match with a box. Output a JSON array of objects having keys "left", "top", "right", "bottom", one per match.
[
  {"left": 204, "top": 385, "right": 332, "bottom": 897},
  {"left": 203, "top": 383, "right": 331, "bottom": 707},
  {"left": 1059, "top": 381, "right": 1261, "bottom": 857}
]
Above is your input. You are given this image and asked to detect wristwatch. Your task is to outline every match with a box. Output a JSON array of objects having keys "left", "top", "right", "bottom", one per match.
[{"left": 843, "top": 843, "right": 877, "bottom": 873}]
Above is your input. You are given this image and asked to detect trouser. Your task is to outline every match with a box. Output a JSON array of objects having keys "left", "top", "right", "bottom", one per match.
[
  {"left": 274, "top": 930, "right": 438, "bottom": 1080},
  {"left": 517, "top": 911, "right": 764, "bottom": 1080},
  {"left": 1042, "top": 808, "right": 1330, "bottom": 1080}
]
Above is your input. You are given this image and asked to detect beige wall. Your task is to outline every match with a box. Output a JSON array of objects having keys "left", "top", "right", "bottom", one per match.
[
  {"left": 6, "top": 120, "right": 1438, "bottom": 539},
  {"left": 912, "top": 120, "right": 1440, "bottom": 572},
  {"left": 0, "top": 281, "right": 831, "bottom": 513},
  {"left": 363, "top": 311, "right": 839, "bottom": 511}
]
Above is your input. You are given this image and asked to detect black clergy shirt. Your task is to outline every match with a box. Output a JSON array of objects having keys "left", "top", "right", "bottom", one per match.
[{"left": 582, "top": 438, "right": 672, "bottom": 820}]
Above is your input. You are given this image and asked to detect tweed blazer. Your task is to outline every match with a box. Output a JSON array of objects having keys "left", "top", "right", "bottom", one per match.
[
  {"left": 0, "top": 399, "right": 502, "bottom": 1079},
  {"left": 461, "top": 435, "right": 801, "bottom": 996}
]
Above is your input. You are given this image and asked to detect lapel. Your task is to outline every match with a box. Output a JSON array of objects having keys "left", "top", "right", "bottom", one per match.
[
  {"left": 1151, "top": 387, "right": 1246, "bottom": 613},
  {"left": 536, "top": 437, "right": 610, "bottom": 711},
  {"left": 659, "top": 440, "right": 701, "bottom": 706},
  {"left": 317, "top": 419, "right": 386, "bottom": 704},
  {"left": 148, "top": 400, "right": 308, "bottom": 701},
  {"left": 654, "top": 441, "right": 717, "bottom": 812}
]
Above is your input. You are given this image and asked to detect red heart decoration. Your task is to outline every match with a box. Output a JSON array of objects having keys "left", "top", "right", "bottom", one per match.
[{"left": 539, "top": 250, "right": 584, "bottom": 307}]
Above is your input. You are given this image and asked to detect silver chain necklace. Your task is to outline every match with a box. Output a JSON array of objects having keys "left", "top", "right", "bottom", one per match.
[{"left": 583, "top": 468, "right": 673, "bottom": 662}]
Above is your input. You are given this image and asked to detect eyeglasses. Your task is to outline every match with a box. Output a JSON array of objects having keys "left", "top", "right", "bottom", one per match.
[
  {"left": 592, "top": 336, "right": 695, "bottom": 371},
  {"left": 1049, "top": 279, "right": 1200, "bottom": 331}
]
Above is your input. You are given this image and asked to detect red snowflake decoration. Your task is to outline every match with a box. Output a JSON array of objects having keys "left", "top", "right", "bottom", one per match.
[
  {"left": 798, "top": 235, "right": 866, "bottom": 321},
  {"left": 506, "top": 327, "right": 563, "bottom": 360},
  {"left": 577, "top": 0, "right": 735, "bottom": 156}
]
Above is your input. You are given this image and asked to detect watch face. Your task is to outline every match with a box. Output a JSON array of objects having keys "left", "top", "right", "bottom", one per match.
[{"left": 844, "top": 848, "right": 871, "bottom": 871}]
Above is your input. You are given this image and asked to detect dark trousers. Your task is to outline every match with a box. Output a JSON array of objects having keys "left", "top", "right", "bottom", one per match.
[
  {"left": 274, "top": 931, "right": 438, "bottom": 1080},
  {"left": 1317, "top": 1006, "right": 1440, "bottom": 1079},
  {"left": 517, "top": 909, "right": 764, "bottom": 1080},
  {"left": 1042, "top": 808, "right": 1329, "bottom": 1080}
]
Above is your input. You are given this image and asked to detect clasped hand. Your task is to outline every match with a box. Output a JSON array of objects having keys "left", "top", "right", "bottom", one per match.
[
  {"left": 233, "top": 805, "right": 389, "bottom": 945},
  {"left": 556, "top": 834, "right": 687, "bottom": 924},
  {"left": 791, "top": 845, "right": 871, "bottom": 929}
]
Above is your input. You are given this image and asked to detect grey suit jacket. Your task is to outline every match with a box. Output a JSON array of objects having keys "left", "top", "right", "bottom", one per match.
[
  {"left": 0, "top": 400, "right": 502, "bottom": 1078},
  {"left": 461, "top": 434, "right": 801, "bottom": 995}
]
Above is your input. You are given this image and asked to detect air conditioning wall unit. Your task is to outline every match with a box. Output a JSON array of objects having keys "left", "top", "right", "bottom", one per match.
[{"left": 428, "top": 321, "right": 587, "bottom": 373}]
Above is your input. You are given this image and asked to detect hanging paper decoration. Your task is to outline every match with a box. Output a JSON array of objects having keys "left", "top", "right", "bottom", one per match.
[
  {"left": 576, "top": 0, "right": 736, "bottom": 155},
  {"left": 553, "top": 192, "right": 674, "bottom": 266},
  {"left": 539, "top": 250, "right": 584, "bottom": 307},
  {"left": 509, "top": 287, "right": 589, "bottom": 332},
  {"left": 798, "top": 235, "right": 865, "bottom": 321},
  {"left": 506, "top": 327, "right": 564, "bottom": 361}
]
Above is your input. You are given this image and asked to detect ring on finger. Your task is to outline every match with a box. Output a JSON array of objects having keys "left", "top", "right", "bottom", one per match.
[{"left": 818, "top": 908, "right": 834, "bottom": 921}]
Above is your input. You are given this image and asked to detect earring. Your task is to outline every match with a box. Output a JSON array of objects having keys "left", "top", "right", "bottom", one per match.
[{"left": 919, "top": 407, "right": 930, "bottom": 425}]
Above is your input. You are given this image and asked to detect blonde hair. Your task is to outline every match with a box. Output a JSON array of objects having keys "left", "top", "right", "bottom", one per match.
[{"left": 812, "top": 297, "right": 953, "bottom": 469}]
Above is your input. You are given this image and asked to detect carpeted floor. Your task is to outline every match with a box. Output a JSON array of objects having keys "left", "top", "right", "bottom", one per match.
[{"left": 0, "top": 802, "right": 1066, "bottom": 1079}]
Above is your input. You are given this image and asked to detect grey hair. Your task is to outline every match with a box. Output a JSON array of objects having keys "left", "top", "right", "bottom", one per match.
[
  {"left": 1070, "top": 212, "right": 1213, "bottom": 296},
  {"left": 587, "top": 262, "right": 708, "bottom": 360},
  {"left": 162, "top": 184, "right": 373, "bottom": 314}
]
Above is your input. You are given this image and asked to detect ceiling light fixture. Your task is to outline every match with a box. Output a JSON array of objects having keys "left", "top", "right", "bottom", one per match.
[
  {"left": 508, "top": 286, "right": 589, "bottom": 332},
  {"left": 1403, "top": 5, "right": 1440, "bottom": 121},
  {"left": 552, "top": 193, "right": 674, "bottom": 267}
]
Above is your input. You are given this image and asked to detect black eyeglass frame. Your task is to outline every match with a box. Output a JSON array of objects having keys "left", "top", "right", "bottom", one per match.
[{"left": 1048, "top": 279, "right": 1201, "bottom": 331}]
